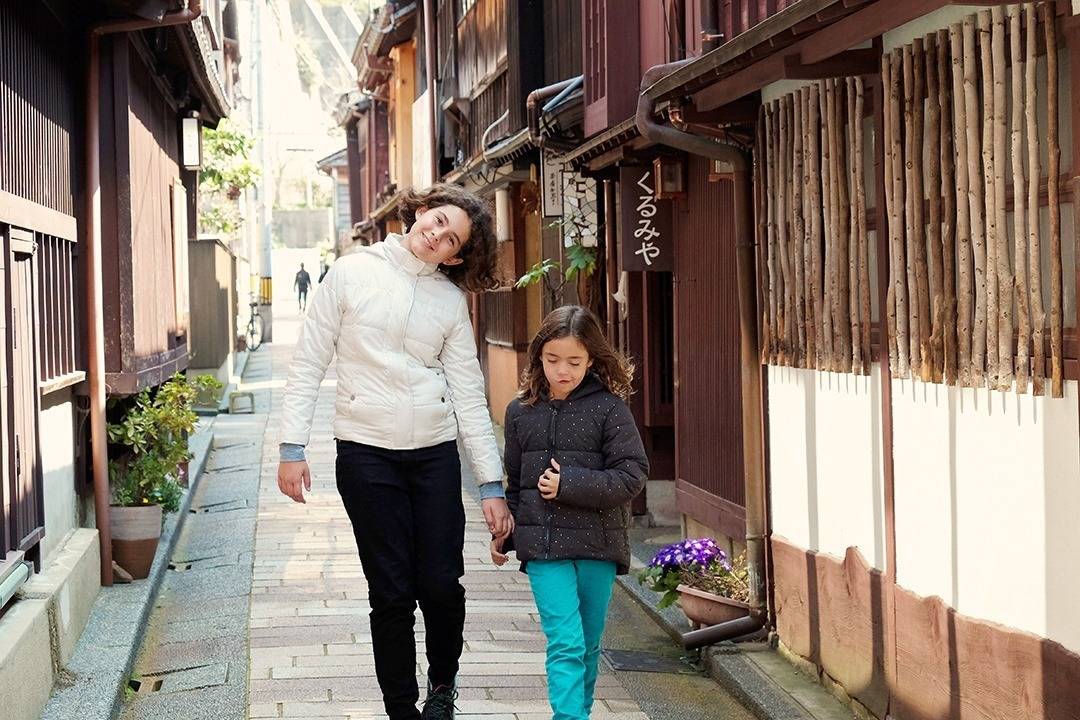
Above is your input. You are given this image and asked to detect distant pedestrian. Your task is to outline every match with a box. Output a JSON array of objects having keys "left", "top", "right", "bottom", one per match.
[
  {"left": 492, "top": 305, "right": 649, "bottom": 720},
  {"left": 277, "top": 183, "right": 512, "bottom": 720},
  {"left": 293, "top": 263, "right": 312, "bottom": 311}
]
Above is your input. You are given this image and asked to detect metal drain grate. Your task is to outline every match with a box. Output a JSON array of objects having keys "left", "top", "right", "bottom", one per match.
[
  {"left": 189, "top": 498, "right": 249, "bottom": 514},
  {"left": 602, "top": 649, "right": 699, "bottom": 675},
  {"left": 128, "top": 663, "right": 229, "bottom": 695}
]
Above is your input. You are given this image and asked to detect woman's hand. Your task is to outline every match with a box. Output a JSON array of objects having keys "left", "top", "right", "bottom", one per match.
[
  {"left": 490, "top": 537, "right": 509, "bottom": 566},
  {"left": 482, "top": 497, "right": 514, "bottom": 538},
  {"left": 277, "top": 460, "right": 311, "bottom": 504},
  {"left": 538, "top": 459, "right": 560, "bottom": 500}
]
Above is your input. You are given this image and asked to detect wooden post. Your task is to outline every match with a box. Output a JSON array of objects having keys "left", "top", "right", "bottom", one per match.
[
  {"left": 992, "top": 6, "right": 1013, "bottom": 391},
  {"left": 926, "top": 33, "right": 944, "bottom": 384},
  {"left": 912, "top": 38, "right": 931, "bottom": 382},
  {"left": 766, "top": 104, "right": 780, "bottom": 365},
  {"left": 810, "top": 83, "right": 826, "bottom": 370},
  {"left": 980, "top": 10, "right": 999, "bottom": 389},
  {"left": 793, "top": 94, "right": 807, "bottom": 367},
  {"left": 1028, "top": 4, "right": 1045, "bottom": 396},
  {"left": 938, "top": 29, "right": 957, "bottom": 386},
  {"left": 952, "top": 23, "right": 973, "bottom": 388},
  {"left": 778, "top": 97, "right": 794, "bottom": 364},
  {"left": 1043, "top": 2, "right": 1063, "bottom": 398},
  {"left": 802, "top": 87, "right": 817, "bottom": 367},
  {"left": 848, "top": 77, "right": 862, "bottom": 374},
  {"left": 855, "top": 76, "right": 871, "bottom": 374},
  {"left": 903, "top": 45, "right": 922, "bottom": 379},
  {"left": 837, "top": 79, "right": 853, "bottom": 372},
  {"left": 757, "top": 108, "right": 772, "bottom": 365},
  {"left": 822, "top": 81, "right": 837, "bottom": 370},
  {"left": 966, "top": 15, "right": 987, "bottom": 386},
  {"left": 883, "top": 56, "right": 900, "bottom": 374},
  {"left": 1010, "top": 5, "right": 1030, "bottom": 394},
  {"left": 891, "top": 49, "right": 911, "bottom": 378}
]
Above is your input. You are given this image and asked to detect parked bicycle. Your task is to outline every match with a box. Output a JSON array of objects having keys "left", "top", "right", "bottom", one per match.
[{"left": 245, "top": 301, "right": 264, "bottom": 351}]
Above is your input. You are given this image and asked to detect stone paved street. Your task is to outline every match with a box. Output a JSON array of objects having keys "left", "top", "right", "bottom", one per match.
[{"left": 248, "top": 309, "right": 649, "bottom": 720}]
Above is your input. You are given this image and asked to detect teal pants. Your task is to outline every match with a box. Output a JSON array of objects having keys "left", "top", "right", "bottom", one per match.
[{"left": 527, "top": 559, "right": 617, "bottom": 720}]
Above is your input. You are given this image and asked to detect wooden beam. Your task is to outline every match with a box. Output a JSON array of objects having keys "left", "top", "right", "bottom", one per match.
[
  {"left": 682, "top": 98, "right": 762, "bottom": 124},
  {"left": 800, "top": 0, "right": 947, "bottom": 64},
  {"left": 784, "top": 48, "right": 880, "bottom": 79},
  {"left": 586, "top": 136, "right": 652, "bottom": 173},
  {"left": 693, "top": 53, "right": 787, "bottom": 112}
]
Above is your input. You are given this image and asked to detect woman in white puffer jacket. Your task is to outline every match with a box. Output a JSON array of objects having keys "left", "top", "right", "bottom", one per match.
[{"left": 276, "top": 184, "right": 512, "bottom": 720}]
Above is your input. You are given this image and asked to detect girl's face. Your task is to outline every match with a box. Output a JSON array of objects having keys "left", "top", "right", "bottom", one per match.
[
  {"left": 405, "top": 204, "right": 471, "bottom": 266},
  {"left": 542, "top": 335, "right": 592, "bottom": 400}
]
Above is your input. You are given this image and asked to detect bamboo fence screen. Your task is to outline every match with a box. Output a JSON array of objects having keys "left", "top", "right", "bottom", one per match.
[{"left": 757, "top": 3, "right": 1066, "bottom": 397}]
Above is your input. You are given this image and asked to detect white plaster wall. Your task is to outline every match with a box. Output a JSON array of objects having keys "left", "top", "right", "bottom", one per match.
[
  {"left": 892, "top": 379, "right": 1080, "bottom": 654},
  {"left": 39, "top": 389, "right": 77, "bottom": 563},
  {"left": 768, "top": 364, "right": 887, "bottom": 569}
]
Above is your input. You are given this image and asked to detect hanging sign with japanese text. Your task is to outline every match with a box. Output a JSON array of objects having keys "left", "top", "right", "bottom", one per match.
[
  {"left": 619, "top": 166, "right": 673, "bottom": 272},
  {"left": 541, "top": 153, "right": 563, "bottom": 218}
]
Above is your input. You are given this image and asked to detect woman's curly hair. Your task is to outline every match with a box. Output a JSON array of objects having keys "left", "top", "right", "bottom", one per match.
[
  {"left": 518, "top": 305, "right": 634, "bottom": 405},
  {"left": 398, "top": 183, "right": 499, "bottom": 292}
]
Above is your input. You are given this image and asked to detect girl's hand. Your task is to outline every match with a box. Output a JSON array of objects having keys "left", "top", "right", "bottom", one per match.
[
  {"left": 277, "top": 460, "right": 311, "bottom": 504},
  {"left": 490, "top": 537, "right": 509, "bottom": 566},
  {"left": 538, "top": 459, "right": 560, "bottom": 500}
]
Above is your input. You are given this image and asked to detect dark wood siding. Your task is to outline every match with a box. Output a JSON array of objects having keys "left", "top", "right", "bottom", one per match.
[
  {"left": 506, "top": 0, "right": 544, "bottom": 131},
  {"left": 674, "top": 155, "right": 744, "bottom": 536},
  {"left": 456, "top": 0, "right": 507, "bottom": 99},
  {"left": 543, "top": 0, "right": 582, "bottom": 83},
  {"left": 465, "top": 72, "right": 508, "bottom": 159},
  {"left": 582, "top": 0, "right": 640, "bottom": 137},
  {"left": 0, "top": 3, "right": 80, "bottom": 216},
  {"left": 484, "top": 289, "right": 516, "bottom": 346}
]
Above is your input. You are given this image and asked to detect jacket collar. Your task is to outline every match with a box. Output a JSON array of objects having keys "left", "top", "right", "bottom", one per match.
[
  {"left": 382, "top": 233, "right": 441, "bottom": 277},
  {"left": 543, "top": 372, "right": 606, "bottom": 404}
]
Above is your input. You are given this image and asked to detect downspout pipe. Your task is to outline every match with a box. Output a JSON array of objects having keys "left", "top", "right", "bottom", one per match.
[
  {"left": 635, "top": 61, "right": 768, "bottom": 649},
  {"left": 87, "top": 0, "right": 203, "bottom": 587},
  {"left": 423, "top": 0, "right": 439, "bottom": 182},
  {"left": 527, "top": 76, "right": 583, "bottom": 147}
]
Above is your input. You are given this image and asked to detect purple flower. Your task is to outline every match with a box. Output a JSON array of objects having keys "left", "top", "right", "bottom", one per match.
[{"left": 647, "top": 538, "right": 728, "bottom": 573}]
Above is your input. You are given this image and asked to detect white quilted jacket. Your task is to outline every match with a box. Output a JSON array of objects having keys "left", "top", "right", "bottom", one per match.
[{"left": 279, "top": 234, "right": 503, "bottom": 486}]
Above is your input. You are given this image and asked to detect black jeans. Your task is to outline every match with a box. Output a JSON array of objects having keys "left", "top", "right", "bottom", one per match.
[{"left": 335, "top": 439, "right": 466, "bottom": 720}]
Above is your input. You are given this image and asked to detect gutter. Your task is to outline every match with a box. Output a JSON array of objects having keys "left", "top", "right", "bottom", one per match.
[
  {"left": 86, "top": 0, "right": 203, "bottom": 587},
  {"left": 634, "top": 60, "right": 769, "bottom": 649},
  {"left": 527, "top": 76, "right": 583, "bottom": 147}
]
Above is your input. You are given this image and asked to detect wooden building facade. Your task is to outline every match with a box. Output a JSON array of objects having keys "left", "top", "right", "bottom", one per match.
[
  {"left": 339, "top": 13, "right": 1080, "bottom": 714},
  {"left": 0, "top": 0, "right": 236, "bottom": 617}
]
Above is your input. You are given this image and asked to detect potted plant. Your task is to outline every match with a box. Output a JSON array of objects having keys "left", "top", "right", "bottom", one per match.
[
  {"left": 191, "top": 373, "right": 225, "bottom": 411},
  {"left": 106, "top": 373, "right": 200, "bottom": 579},
  {"left": 638, "top": 538, "right": 750, "bottom": 627}
]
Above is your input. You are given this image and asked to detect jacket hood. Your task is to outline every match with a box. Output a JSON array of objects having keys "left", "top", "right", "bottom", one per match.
[{"left": 544, "top": 371, "right": 607, "bottom": 403}]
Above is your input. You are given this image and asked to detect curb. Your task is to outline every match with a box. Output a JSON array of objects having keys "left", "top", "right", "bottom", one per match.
[{"left": 39, "top": 419, "right": 217, "bottom": 720}]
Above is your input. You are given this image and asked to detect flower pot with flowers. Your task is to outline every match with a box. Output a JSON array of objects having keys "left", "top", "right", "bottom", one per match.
[
  {"left": 106, "top": 373, "right": 207, "bottom": 579},
  {"left": 637, "top": 538, "right": 751, "bottom": 627}
]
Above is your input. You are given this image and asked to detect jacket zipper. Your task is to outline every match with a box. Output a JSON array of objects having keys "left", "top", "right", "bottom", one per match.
[{"left": 544, "top": 403, "right": 559, "bottom": 557}]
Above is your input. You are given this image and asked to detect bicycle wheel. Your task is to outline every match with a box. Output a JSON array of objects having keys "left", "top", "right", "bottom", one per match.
[{"left": 246, "top": 313, "right": 264, "bottom": 351}]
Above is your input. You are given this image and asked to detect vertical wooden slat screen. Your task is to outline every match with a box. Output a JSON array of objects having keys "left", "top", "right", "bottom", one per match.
[{"left": 37, "top": 234, "right": 79, "bottom": 384}]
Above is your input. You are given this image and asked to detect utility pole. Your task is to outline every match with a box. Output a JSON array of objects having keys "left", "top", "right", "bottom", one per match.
[{"left": 252, "top": 0, "right": 274, "bottom": 341}]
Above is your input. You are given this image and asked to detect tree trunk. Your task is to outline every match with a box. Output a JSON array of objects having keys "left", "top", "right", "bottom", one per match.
[
  {"left": 992, "top": 6, "right": 1013, "bottom": 391},
  {"left": 966, "top": 16, "right": 987, "bottom": 386},
  {"left": 855, "top": 77, "right": 872, "bottom": 375},
  {"left": 778, "top": 97, "right": 794, "bottom": 365},
  {"left": 837, "top": 79, "right": 853, "bottom": 372},
  {"left": 883, "top": 55, "right": 900, "bottom": 374},
  {"left": 952, "top": 23, "right": 974, "bottom": 387},
  {"left": 1027, "top": 4, "right": 1045, "bottom": 396},
  {"left": 823, "top": 81, "right": 838, "bottom": 371},
  {"left": 980, "top": 10, "right": 999, "bottom": 389},
  {"left": 939, "top": 29, "right": 958, "bottom": 386},
  {"left": 802, "top": 86, "right": 817, "bottom": 367},
  {"left": 926, "top": 33, "right": 945, "bottom": 384},
  {"left": 1010, "top": 5, "right": 1030, "bottom": 394},
  {"left": 904, "top": 45, "right": 922, "bottom": 379},
  {"left": 793, "top": 94, "right": 807, "bottom": 367},
  {"left": 756, "top": 108, "right": 772, "bottom": 364},
  {"left": 891, "top": 49, "right": 911, "bottom": 378},
  {"left": 810, "top": 83, "right": 826, "bottom": 370},
  {"left": 766, "top": 104, "right": 779, "bottom": 365},
  {"left": 912, "top": 39, "right": 931, "bottom": 381},
  {"left": 1043, "top": 2, "right": 1063, "bottom": 398}
]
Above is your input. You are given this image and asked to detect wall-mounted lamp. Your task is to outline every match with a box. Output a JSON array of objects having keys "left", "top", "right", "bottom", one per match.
[
  {"left": 708, "top": 158, "right": 735, "bottom": 183},
  {"left": 653, "top": 156, "right": 686, "bottom": 199},
  {"left": 181, "top": 112, "right": 202, "bottom": 170},
  {"left": 495, "top": 187, "right": 511, "bottom": 242}
]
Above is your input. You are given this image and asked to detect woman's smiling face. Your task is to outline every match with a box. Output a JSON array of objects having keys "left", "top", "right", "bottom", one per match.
[{"left": 405, "top": 204, "right": 472, "bottom": 266}]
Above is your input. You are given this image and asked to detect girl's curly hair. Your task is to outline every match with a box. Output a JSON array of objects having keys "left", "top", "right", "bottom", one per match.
[
  {"left": 518, "top": 305, "right": 634, "bottom": 405},
  {"left": 398, "top": 183, "right": 499, "bottom": 292}
]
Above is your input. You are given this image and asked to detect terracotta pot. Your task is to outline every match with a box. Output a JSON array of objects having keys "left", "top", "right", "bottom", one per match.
[
  {"left": 676, "top": 584, "right": 749, "bottom": 627},
  {"left": 109, "top": 504, "right": 163, "bottom": 580}
]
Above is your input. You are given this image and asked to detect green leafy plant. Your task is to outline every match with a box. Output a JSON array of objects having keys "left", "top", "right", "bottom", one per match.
[
  {"left": 199, "top": 119, "right": 260, "bottom": 197},
  {"left": 106, "top": 373, "right": 211, "bottom": 514}
]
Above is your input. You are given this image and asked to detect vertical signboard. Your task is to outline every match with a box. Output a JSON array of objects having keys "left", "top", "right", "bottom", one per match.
[{"left": 619, "top": 165, "right": 673, "bottom": 272}]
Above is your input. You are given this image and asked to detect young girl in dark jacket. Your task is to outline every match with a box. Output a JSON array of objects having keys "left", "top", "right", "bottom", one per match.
[{"left": 491, "top": 305, "right": 649, "bottom": 720}]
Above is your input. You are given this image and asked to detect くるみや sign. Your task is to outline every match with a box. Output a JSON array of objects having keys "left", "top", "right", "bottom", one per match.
[{"left": 619, "top": 166, "right": 673, "bottom": 272}]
